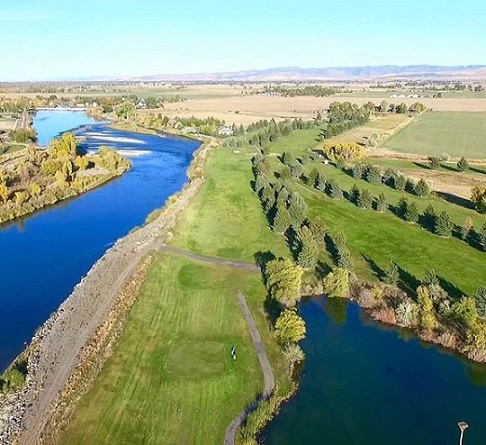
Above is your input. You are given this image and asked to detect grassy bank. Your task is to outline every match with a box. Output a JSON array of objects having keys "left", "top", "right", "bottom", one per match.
[{"left": 61, "top": 253, "right": 290, "bottom": 445}]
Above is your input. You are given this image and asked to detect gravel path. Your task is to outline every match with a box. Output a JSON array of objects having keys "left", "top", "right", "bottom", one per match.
[
  {"left": 223, "top": 292, "right": 276, "bottom": 445},
  {"left": 156, "top": 244, "right": 260, "bottom": 273}
]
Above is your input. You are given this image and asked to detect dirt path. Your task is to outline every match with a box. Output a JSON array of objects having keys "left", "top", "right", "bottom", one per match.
[
  {"left": 0, "top": 136, "right": 218, "bottom": 445},
  {"left": 223, "top": 292, "right": 276, "bottom": 445},
  {"left": 156, "top": 244, "right": 260, "bottom": 273}
]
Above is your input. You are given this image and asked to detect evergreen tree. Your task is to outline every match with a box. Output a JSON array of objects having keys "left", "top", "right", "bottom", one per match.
[
  {"left": 308, "top": 168, "right": 319, "bottom": 187},
  {"left": 288, "top": 192, "right": 308, "bottom": 228},
  {"left": 422, "top": 269, "right": 439, "bottom": 287},
  {"left": 382, "top": 167, "right": 397, "bottom": 187},
  {"left": 323, "top": 268, "right": 349, "bottom": 298},
  {"left": 273, "top": 203, "right": 291, "bottom": 234},
  {"left": 474, "top": 286, "right": 486, "bottom": 318},
  {"left": 376, "top": 192, "right": 387, "bottom": 212},
  {"left": 457, "top": 157, "right": 469, "bottom": 172},
  {"left": 357, "top": 188, "right": 372, "bottom": 209},
  {"left": 429, "top": 157, "right": 440, "bottom": 170},
  {"left": 434, "top": 211, "right": 453, "bottom": 237},
  {"left": 394, "top": 175, "right": 406, "bottom": 191},
  {"left": 365, "top": 165, "right": 382, "bottom": 184},
  {"left": 297, "top": 226, "right": 319, "bottom": 270},
  {"left": 327, "top": 180, "right": 343, "bottom": 199},
  {"left": 405, "top": 178, "right": 416, "bottom": 194},
  {"left": 383, "top": 261, "right": 399, "bottom": 285},
  {"left": 459, "top": 217, "right": 473, "bottom": 241},
  {"left": 316, "top": 173, "right": 327, "bottom": 192},
  {"left": 414, "top": 178, "right": 430, "bottom": 197},
  {"left": 397, "top": 197, "right": 409, "bottom": 219},
  {"left": 352, "top": 163, "right": 364, "bottom": 179},
  {"left": 349, "top": 184, "right": 360, "bottom": 204},
  {"left": 417, "top": 285, "right": 437, "bottom": 332},
  {"left": 404, "top": 201, "right": 419, "bottom": 223},
  {"left": 275, "top": 309, "right": 306, "bottom": 344},
  {"left": 308, "top": 217, "right": 327, "bottom": 242},
  {"left": 421, "top": 204, "right": 437, "bottom": 230}
]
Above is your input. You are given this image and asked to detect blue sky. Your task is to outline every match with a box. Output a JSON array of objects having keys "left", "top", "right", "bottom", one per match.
[{"left": 1, "top": 0, "right": 485, "bottom": 80}]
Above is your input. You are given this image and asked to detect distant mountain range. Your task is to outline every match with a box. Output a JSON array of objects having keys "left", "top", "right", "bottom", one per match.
[{"left": 133, "top": 65, "right": 486, "bottom": 82}]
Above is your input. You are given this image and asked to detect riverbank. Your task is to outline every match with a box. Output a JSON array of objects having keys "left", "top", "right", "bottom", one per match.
[{"left": 0, "top": 132, "right": 215, "bottom": 444}]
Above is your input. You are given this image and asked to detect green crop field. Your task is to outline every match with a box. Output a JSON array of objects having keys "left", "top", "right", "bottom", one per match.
[
  {"left": 61, "top": 253, "right": 289, "bottom": 445},
  {"left": 384, "top": 112, "right": 486, "bottom": 159}
]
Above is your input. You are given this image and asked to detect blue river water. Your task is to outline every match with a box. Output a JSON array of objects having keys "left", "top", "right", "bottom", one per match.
[{"left": 0, "top": 111, "right": 199, "bottom": 371}]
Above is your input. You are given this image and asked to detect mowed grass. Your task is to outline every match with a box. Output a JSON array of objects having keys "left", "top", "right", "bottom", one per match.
[
  {"left": 61, "top": 253, "right": 289, "bottom": 445},
  {"left": 384, "top": 112, "right": 486, "bottom": 159},
  {"left": 170, "top": 147, "right": 289, "bottom": 262},
  {"left": 298, "top": 181, "right": 486, "bottom": 296}
]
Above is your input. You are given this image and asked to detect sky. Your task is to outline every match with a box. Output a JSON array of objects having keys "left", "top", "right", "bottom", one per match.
[{"left": 0, "top": 0, "right": 485, "bottom": 81}]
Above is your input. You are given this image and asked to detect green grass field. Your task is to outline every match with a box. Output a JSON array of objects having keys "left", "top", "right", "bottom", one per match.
[
  {"left": 384, "top": 112, "right": 486, "bottom": 159},
  {"left": 61, "top": 253, "right": 289, "bottom": 445},
  {"left": 170, "top": 147, "right": 289, "bottom": 262}
]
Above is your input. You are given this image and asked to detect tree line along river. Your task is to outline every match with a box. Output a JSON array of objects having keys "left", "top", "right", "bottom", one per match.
[{"left": 0, "top": 111, "right": 485, "bottom": 445}]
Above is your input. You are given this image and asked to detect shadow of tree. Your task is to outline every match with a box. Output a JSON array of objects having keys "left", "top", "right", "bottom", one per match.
[
  {"left": 438, "top": 275, "right": 466, "bottom": 301},
  {"left": 435, "top": 191, "right": 473, "bottom": 210},
  {"left": 397, "top": 264, "right": 420, "bottom": 299},
  {"left": 362, "top": 255, "right": 385, "bottom": 280}
]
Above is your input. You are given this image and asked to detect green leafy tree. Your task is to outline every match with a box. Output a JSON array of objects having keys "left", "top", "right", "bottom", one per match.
[
  {"left": 265, "top": 259, "right": 304, "bottom": 307},
  {"left": 349, "top": 184, "right": 360, "bottom": 204},
  {"left": 471, "top": 186, "right": 486, "bottom": 213},
  {"left": 308, "top": 168, "right": 319, "bottom": 187},
  {"left": 417, "top": 285, "right": 437, "bottom": 332},
  {"left": 414, "top": 178, "right": 430, "bottom": 197},
  {"left": 275, "top": 309, "right": 306, "bottom": 344},
  {"left": 323, "top": 268, "right": 349, "bottom": 298},
  {"left": 457, "top": 157, "right": 469, "bottom": 172},
  {"left": 434, "top": 211, "right": 453, "bottom": 237},
  {"left": 283, "top": 343, "right": 305, "bottom": 371},
  {"left": 297, "top": 226, "right": 319, "bottom": 270}
]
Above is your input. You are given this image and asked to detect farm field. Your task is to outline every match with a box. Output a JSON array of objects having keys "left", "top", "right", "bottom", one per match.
[
  {"left": 61, "top": 252, "right": 290, "bottom": 445},
  {"left": 384, "top": 111, "right": 486, "bottom": 159}
]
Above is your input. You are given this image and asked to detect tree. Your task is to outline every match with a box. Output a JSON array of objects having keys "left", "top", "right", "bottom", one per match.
[
  {"left": 327, "top": 180, "right": 343, "bottom": 199},
  {"left": 459, "top": 217, "right": 474, "bottom": 241},
  {"left": 414, "top": 178, "right": 430, "bottom": 197},
  {"left": 364, "top": 165, "right": 382, "bottom": 184},
  {"left": 0, "top": 183, "right": 9, "bottom": 203},
  {"left": 380, "top": 100, "right": 389, "bottom": 113},
  {"left": 352, "top": 163, "right": 364, "bottom": 179},
  {"left": 421, "top": 204, "right": 437, "bottom": 230},
  {"left": 471, "top": 186, "right": 486, "bottom": 213},
  {"left": 383, "top": 261, "right": 399, "bottom": 285},
  {"left": 308, "top": 217, "right": 327, "bottom": 242},
  {"left": 434, "top": 211, "right": 453, "bottom": 237},
  {"left": 396, "top": 103, "right": 408, "bottom": 114},
  {"left": 395, "top": 300, "right": 418, "bottom": 327},
  {"left": 376, "top": 192, "right": 387, "bottom": 212},
  {"left": 357, "top": 188, "right": 372, "bottom": 209},
  {"left": 422, "top": 269, "right": 439, "bottom": 287},
  {"left": 323, "top": 268, "right": 349, "bottom": 298},
  {"left": 308, "top": 168, "right": 319, "bottom": 187},
  {"left": 429, "top": 157, "right": 440, "bottom": 170},
  {"left": 115, "top": 101, "right": 136, "bottom": 120},
  {"left": 394, "top": 175, "right": 406, "bottom": 191},
  {"left": 297, "top": 226, "right": 319, "bottom": 270},
  {"left": 265, "top": 259, "right": 304, "bottom": 307},
  {"left": 273, "top": 203, "right": 291, "bottom": 234},
  {"left": 288, "top": 192, "right": 308, "bottom": 227},
  {"left": 451, "top": 296, "right": 479, "bottom": 331},
  {"left": 417, "top": 285, "right": 437, "bottom": 332},
  {"left": 349, "top": 184, "right": 360, "bottom": 204},
  {"left": 457, "top": 157, "right": 469, "bottom": 172},
  {"left": 475, "top": 286, "right": 486, "bottom": 318},
  {"left": 283, "top": 343, "right": 305, "bottom": 372},
  {"left": 404, "top": 201, "right": 419, "bottom": 223},
  {"left": 275, "top": 309, "right": 306, "bottom": 344}
]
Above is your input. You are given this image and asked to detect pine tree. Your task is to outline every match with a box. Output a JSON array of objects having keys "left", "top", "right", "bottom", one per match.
[
  {"left": 383, "top": 261, "right": 399, "bottom": 285},
  {"left": 404, "top": 201, "right": 419, "bottom": 223},
  {"left": 352, "top": 163, "right": 364, "bottom": 179},
  {"left": 417, "top": 285, "right": 437, "bottom": 332},
  {"left": 316, "top": 173, "right": 327, "bottom": 192},
  {"left": 349, "top": 184, "right": 360, "bottom": 204},
  {"left": 365, "top": 165, "right": 382, "bottom": 184},
  {"left": 414, "top": 178, "right": 430, "bottom": 197},
  {"left": 327, "top": 180, "right": 343, "bottom": 199},
  {"left": 308, "top": 168, "right": 319, "bottom": 187},
  {"left": 421, "top": 204, "right": 437, "bottom": 230},
  {"left": 434, "top": 211, "right": 453, "bottom": 237},
  {"left": 273, "top": 203, "right": 291, "bottom": 234},
  {"left": 297, "top": 226, "right": 319, "bottom": 270},
  {"left": 357, "top": 188, "right": 372, "bottom": 209},
  {"left": 429, "top": 157, "right": 440, "bottom": 170},
  {"left": 394, "top": 175, "right": 406, "bottom": 191},
  {"left": 376, "top": 192, "right": 387, "bottom": 212},
  {"left": 475, "top": 286, "right": 486, "bottom": 318},
  {"left": 459, "top": 217, "right": 474, "bottom": 241},
  {"left": 288, "top": 192, "right": 308, "bottom": 228},
  {"left": 457, "top": 157, "right": 469, "bottom": 172},
  {"left": 308, "top": 217, "right": 327, "bottom": 242}
]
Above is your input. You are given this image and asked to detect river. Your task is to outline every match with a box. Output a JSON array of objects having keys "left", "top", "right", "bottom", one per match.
[
  {"left": 262, "top": 298, "right": 486, "bottom": 445},
  {"left": 0, "top": 110, "right": 200, "bottom": 371}
]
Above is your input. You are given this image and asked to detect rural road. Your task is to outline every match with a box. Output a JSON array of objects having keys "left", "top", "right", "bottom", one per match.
[
  {"left": 156, "top": 244, "right": 261, "bottom": 273},
  {"left": 223, "top": 292, "right": 276, "bottom": 445}
]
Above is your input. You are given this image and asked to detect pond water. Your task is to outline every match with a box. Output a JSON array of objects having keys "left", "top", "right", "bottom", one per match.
[
  {"left": 0, "top": 111, "right": 199, "bottom": 370},
  {"left": 262, "top": 298, "right": 486, "bottom": 445}
]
